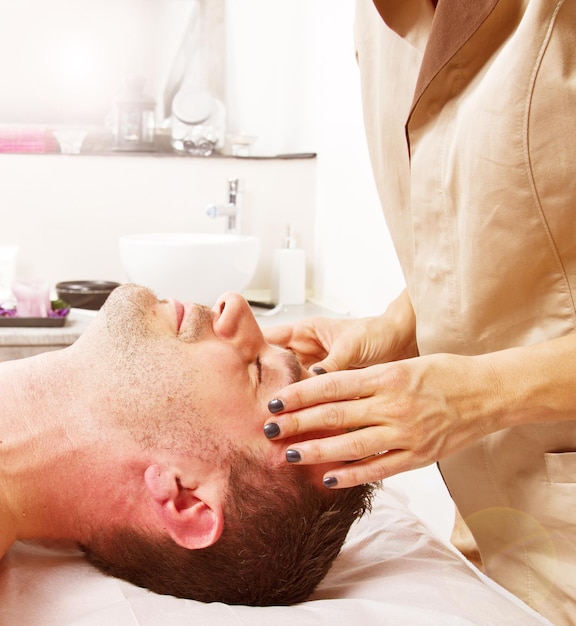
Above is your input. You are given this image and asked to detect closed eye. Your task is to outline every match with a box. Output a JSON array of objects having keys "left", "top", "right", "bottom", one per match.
[
  {"left": 255, "top": 349, "right": 301, "bottom": 389},
  {"left": 255, "top": 355, "right": 262, "bottom": 385}
]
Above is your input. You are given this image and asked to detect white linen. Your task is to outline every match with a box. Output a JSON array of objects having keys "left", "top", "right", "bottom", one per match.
[{"left": 0, "top": 477, "right": 552, "bottom": 625}]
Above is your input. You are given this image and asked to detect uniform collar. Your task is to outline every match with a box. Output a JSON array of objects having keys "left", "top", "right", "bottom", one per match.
[
  {"left": 412, "top": 0, "right": 500, "bottom": 109},
  {"left": 371, "top": 0, "right": 500, "bottom": 109}
]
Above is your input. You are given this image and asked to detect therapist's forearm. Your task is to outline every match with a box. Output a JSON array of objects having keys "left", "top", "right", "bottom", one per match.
[
  {"left": 380, "top": 288, "right": 419, "bottom": 360},
  {"left": 482, "top": 332, "right": 576, "bottom": 431}
]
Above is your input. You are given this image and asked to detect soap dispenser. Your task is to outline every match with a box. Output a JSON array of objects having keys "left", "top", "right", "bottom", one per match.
[{"left": 271, "top": 225, "right": 306, "bottom": 305}]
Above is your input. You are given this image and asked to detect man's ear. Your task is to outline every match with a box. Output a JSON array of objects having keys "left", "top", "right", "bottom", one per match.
[{"left": 143, "top": 464, "right": 224, "bottom": 550}]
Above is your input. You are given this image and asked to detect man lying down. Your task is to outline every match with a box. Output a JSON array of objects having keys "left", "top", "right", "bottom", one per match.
[{"left": 0, "top": 284, "right": 373, "bottom": 606}]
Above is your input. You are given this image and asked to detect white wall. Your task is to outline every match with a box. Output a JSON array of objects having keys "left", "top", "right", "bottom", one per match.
[
  {"left": 307, "top": 1, "right": 404, "bottom": 316},
  {"left": 226, "top": 0, "right": 404, "bottom": 315},
  {"left": 0, "top": 155, "right": 316, "bottom": 295},
  {"left": 0, "top": 1, "right": 405, "bottom": 316}
]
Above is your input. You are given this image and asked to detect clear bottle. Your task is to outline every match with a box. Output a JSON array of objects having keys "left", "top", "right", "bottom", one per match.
[
  {"left": 111, "top": 77, "right": 156, "bottom": 152},
  {"left": 170, "top": 88, "right": 225, "bottom": 157}
]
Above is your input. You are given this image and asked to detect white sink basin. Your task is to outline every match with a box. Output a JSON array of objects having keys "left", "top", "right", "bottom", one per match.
[{"left": 119, "top": 233, "right": 260, "bottom": 305}]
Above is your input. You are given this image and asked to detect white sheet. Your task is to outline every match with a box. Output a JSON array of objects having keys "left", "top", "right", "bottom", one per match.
[{"left": 0, "top": 477, "right": 552, "bottom": 625}]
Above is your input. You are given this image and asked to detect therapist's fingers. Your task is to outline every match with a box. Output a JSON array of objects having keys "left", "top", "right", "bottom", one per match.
[
  {"left": 265, "top": 368, "right": 378, "bottom": 435},
  {"left": 268, "top": 397, "right": 382, "bottom": 445},
  {"left": 279, "top": 426, "right": 424, "bottom": 488},
  {"left": 320, "top": 449, "right": 425, "bottom": 489},
  {"left": 262, "top": 324, "right": 293, "bottom": 346},
  {"left": 263, "top": 323, "right": 330, "bottom": 368},
  {"left": 274, "top": 367, "right": 376, "bottom": 410},
  {"left": 285, "top": 422, "right": 405, "bottom": 465}
]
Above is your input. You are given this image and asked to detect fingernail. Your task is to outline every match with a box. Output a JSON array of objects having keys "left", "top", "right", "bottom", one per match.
[
  {"left": 323, "top": 476, "right": 338, "bottom": 488},
  {"left": 268, "top": 398, "right": 285, "bottom": 414},
  {"left": 264, "top": 422, "right": 281, "bottom": 439},
  {"left": 286, "top": 449, "right": 302, "bottom": 463},
  {"left": 312, "top": 366, "right": 327, "bottom": 375}
]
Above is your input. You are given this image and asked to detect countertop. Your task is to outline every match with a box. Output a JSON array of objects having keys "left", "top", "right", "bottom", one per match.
[
  {"left": 0, "top": 300, "right": 343, "bottom": 361},
  {"left": 0, "top": 309, "right": 97, "bottom": 360}
]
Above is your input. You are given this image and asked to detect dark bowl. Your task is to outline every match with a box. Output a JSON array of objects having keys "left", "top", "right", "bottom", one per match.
[{"left": 55, "top": 280, "right": 121, "bottom": 310}]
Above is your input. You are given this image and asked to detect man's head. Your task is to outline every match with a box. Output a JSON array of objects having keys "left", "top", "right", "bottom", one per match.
[
  {"left": 70, "top": 284, "right": 374, "bottom": 605},
  {"left": 81, "top": 450, "right": 374, "bottom": 605}
]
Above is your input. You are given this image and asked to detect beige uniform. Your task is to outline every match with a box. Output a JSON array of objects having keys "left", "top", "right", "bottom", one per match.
[{"left": 354, "top": 0, "right": 576, "bottom": 622}]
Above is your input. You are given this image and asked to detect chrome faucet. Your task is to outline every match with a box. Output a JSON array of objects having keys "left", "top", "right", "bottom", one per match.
[{"left": 206, "top": 178, "right": 240, "bottom": 234}]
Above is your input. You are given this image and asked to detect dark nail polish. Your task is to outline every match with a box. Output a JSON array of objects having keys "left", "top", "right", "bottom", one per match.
[
  {"left": 323, "top": 476, "right": 338, "bottom": 488},
  {"left": 313, "top": 366, "right": 327, "bottom": 375},
  {"left": 264, "top": 422, "right": 281, "bottom": 439},
  {"left": 286, "top": 449, "right": 302, "bottom": 463},
  {"left": 268, "top": 398, "right": 285, "bottom": 414}
]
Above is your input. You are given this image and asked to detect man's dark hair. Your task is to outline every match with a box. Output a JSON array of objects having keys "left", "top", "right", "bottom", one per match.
[{"left": 81, "top": 450, "right": 375, "bottom": 606}]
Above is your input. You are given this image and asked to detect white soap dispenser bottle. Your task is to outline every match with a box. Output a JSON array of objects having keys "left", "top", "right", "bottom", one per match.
[{"left": 271, "top": 225, "right": 306, "bottom": 305}]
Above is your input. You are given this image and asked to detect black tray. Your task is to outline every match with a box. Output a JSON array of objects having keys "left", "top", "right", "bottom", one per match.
[{"left": 0, "top": 316, "right": 67, "bottom": 327}]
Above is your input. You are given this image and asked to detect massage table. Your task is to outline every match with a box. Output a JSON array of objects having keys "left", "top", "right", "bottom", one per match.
[{"left": 0, "top": 465, "right": 552, "bottom": 625}]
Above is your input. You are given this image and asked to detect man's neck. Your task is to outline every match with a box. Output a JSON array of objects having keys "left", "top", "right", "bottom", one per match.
[
  {"left": 0, "top": 351, "right": 95, "bottom": 555},
  {"left": 0, "top": 348, "right": 168, "bottom": 561},
  {"left": 0, "top": 350, "right": 137, "bottom": 556}
]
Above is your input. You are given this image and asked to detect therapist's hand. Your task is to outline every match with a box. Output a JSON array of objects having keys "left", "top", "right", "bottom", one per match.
[
  {"left": 263, "top": 315, "right": 414, "bottom": 372},
  {"left": 264, "top": 352, "right": 503, "bottom": 488},
  {"left": 264, "top": 289, "right": 418, "bottom": 373}
]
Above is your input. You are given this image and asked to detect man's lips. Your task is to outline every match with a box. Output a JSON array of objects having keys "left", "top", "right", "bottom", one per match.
[{"left": 173, "top": 300, "right": 185, "bottom": 331}]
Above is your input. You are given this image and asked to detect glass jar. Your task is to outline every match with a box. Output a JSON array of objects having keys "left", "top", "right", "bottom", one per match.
[
  {"left": 170, "top": 88, "right": 225, "bottom": 157},
  {"left": 111, "top": 78, "right": 156, "bottom": 151}
]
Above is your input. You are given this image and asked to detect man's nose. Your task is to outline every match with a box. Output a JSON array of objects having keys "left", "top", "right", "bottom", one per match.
[{"left": 212, "top": 292, "right": 264, "bottom": 355}]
